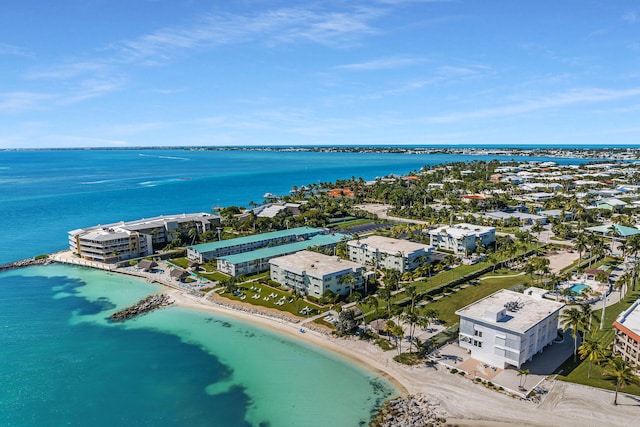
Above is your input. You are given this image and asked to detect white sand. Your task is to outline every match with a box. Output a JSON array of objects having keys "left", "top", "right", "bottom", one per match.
[
  {"left": 169, "top": 290, "right": 639, "bottom": 427},
  {"left": 52, "top": 251, "right": 638, "bottom": 426}
]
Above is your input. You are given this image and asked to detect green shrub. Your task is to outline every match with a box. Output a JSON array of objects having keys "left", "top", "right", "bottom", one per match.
[{"left": 34, "top": 254, "right": 49, "bottom": 260}]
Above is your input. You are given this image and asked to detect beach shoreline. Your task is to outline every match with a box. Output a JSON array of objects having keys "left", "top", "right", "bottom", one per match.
[
  {"left": 168, "top": 289, "right": 411, "bottom": 397},
  {"left": 47, "top": 253, "right": 640, "bottom": 426}
]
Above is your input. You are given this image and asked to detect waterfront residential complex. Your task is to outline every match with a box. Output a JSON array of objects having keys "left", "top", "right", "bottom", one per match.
[
  {"left": 186, "top": 226, "right": 324, "bottom": 263},
  {"left": 69, "top": 213, "right": 220, "bottom": 263},
  {"left": 429, "top": 223, "right": 496, "bottom": 255},
  {"left": 346, "top": 235, "right": 433, "bottom": 273},
  {"left": 613, "top": 299, "right": 640, "bottom": 368},
  {"left": 456, "top": 290, "right": 564, "bottom": 369},
  {"left": 217, "top": 233, "right": 349, "bottom": 277},
  {"left": 269, "top": 250, "right": 364, "bottom": 297}
]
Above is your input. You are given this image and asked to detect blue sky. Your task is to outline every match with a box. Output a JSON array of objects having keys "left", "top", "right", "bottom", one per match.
[{"left": 1, "top": 0, "right": 640, "bottom": 148}]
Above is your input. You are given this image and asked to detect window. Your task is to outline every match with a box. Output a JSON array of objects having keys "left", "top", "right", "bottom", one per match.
[
  {"left": 474, "top": 330, "right": 483, "bottom": 338},
  {"left": 473, "top": 340, "right": 482, "bottom": 348}
]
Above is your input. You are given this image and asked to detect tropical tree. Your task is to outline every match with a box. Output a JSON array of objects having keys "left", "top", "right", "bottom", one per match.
[
  {"left": 580, "top": 302, "right": 595, "bottom": 335},
  {"left": 573, "top": 232, "right": 589, "bottom": 267},
  {"left": 560, "top": 306, "right": 589, "bottom": 362},
  {"left": 385, "top": 320, "right": 405, "bottom": 354},
  {"left": 339, "top": 273, "right": 357, "bottom": 296},
  {"left": 335, "top": 309, "right": 359, "bottom": 335},
  {"left": 578, "top": 339, "right": 606, "bottom": 379},
  {"left": 364, "top": 295, "right": 379, "bottom": 320},
  {"left": 383, "top": 269, "right": 401, "bottom": 291},
  {"left": 378, "top": 287, "right": 392, "bottom": 317},
  {"left": 602, "top": 356, "right": 640, "bottom": 405},
  {"left": 403, "top": 308, "right": 419, "bottom": 353},
  {"left": 517, "top": 369, "right": 530, "bottom": 389}
]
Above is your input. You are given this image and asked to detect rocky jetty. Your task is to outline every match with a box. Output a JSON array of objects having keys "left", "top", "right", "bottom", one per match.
[
  {"left": 0, "top": 256, "right": 52, "bottom": 272},
  {"left": 370, "top": 394, "right": 446, "bottom": 427},
  {"left": 109, "top": 294, "right": 173, "bottom": 321}
]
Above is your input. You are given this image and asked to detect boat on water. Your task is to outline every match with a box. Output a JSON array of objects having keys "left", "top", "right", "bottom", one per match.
[{"left": 263, "top": 192, "right": 277, "bottom": 198}]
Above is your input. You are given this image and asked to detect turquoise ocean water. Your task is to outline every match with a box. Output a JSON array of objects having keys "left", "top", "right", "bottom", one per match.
[{"left": 0, "top": 149, "right": 596, "bottom": 426}]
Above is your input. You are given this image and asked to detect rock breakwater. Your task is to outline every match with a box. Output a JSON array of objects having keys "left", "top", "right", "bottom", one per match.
[
  {"left": 370, "top": 394, "right": 445, "bottom": 427},
  {"left": 0, "top": 256, "right": 52, "bottom": 272},
  {"left": 110, "top": 294, "right": 173, "bottom": 321}
]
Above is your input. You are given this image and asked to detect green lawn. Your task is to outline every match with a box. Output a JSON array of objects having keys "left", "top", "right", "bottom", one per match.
[
  {"left": 556, "top": 290, "right": 640, "bottom": 396},
  {"left": 169, "top": 257, "right": 190, "bottom": 268},
  {"left": 219, "top": 281, "right": 326, "bottom": 318},
  {"left": 199, "top": 271, "right": 228, "bottom": 281},
  {"left": 420, "top": 269, "right": 533, "bottom": 325}
]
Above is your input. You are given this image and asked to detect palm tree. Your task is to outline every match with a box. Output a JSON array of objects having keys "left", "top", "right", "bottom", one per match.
[
  {"left": 378, "top": 287, "right": 392, "bottom": 317},
  {"left": 385, "top": 320, "right": 405, "bottom": 354},
  {"left": 578, "top": 339, "right": 606, "bottom": 379},
  {"left": 339, "top": 273, "right": 357, "bottom": 296},
  {"left": 615, "top": 271, "right": 632, "bottom": 298},
  {"left": 573, "top": 232, "right": 589, "bottom": 267},
  {"left": 364, "top": 295, "right": 379, "bottom": 320},
  {"left": 602, "top": 356, "right": 640, "bottom": 405},
  {"left": 624, "top": 234, "right": 640, "bottom": 291},
  {"left": 580, "top": 302, "right": 595, "bottom": 335},
  {"left": 517, "top": 369, "right": 530, "bottom": 389},
  {"left": 403, "top": 308, "right": 419, "bottom": 353},
  {"left": 560, "top": 306, "right": 588, "bottom": 362},
  {"left": 444, "top": 254, "right": 456, "bottom": 282}
]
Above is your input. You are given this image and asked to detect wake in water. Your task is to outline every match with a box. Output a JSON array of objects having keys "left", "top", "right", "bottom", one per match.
[{"left": 138, "top": 153, "right": 190, "bottom": 161}]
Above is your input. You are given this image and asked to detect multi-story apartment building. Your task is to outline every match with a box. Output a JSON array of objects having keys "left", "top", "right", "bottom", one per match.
[
  {"left": 455, "top": 290, "right": 564, "bottom": 369},
  {"left": 269, "top": 250, "right": 364, "bottom": 298},
  {"left": 216, "top": 233, "right": 349, "bottom": 277},
  {"left": 613, "top": 299, "right": 640, "bottom": 368},
  {"left": 69, "top": 213, "right": 220, "bottom": 263},
  {"left": 429, "top": 223, "right": 496, "bottom": 255},
  {"left": 187, "top": 226, "right": 324, "bottom": 263},
  {"left": 346, "top": 235, "right": 433, "bottom": 273}
]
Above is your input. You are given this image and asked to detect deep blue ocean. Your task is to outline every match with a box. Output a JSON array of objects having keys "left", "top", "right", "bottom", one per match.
[
  {"left": 0, "top": 148, "right": 598, "bottom": 426},
  {"left": 0, "top": 149, "right": 598, "bottom": 264}
]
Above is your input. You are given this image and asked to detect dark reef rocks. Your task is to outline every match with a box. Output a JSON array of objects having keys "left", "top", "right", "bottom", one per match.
[{"left": 109, "top": 294, "right": 173, "bottom": 321}]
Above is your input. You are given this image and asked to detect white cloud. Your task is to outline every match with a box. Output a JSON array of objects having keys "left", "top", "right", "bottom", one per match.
[
  {"left": 26, "top": 61, "right": 107, "bottom": 80},
  {"left": 0, "top": 42, "right": 31, "bottom": 58},
  {"left": 336, "top": 56, "right": 426, "bottom": 70},
  {"left": 426, "top": 87, "right": 640, "bottom": 123},
  {"left": 0, "top": 92, "right": 55, "bottom": 112},
  {"left": 623, "top": 11, "right": 638, "bottom": 23},
  {"left": 47, "top": 135, "right": 129, "bottom": 147},
  {"left": 113, "top": 6, "right": 384, "bottom": 63}
]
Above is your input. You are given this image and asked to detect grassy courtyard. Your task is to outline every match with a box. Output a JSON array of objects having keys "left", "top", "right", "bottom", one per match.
[{"left": 556, "top": 289, "right": 640, "bottom": 396}]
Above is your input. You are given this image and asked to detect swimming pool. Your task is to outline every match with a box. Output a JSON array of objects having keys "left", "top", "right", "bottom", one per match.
[{"left": 569, "top": 283, "right": 589, "bottom": 294}]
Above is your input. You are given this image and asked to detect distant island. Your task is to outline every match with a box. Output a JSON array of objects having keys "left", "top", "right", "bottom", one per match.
[{"left": 3, "top": 145, "right": 640, "bottom": 160}]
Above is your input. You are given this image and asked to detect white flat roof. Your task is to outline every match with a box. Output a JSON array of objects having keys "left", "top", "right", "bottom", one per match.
[
  {"left": 455, "top": 289, "right": 564, "bottom": 333},
  {"left": 347, "top": 235, "right": 433, "bottom": 255},
  {"left": 430, "top": 223, "right": 495, "bottom": 239},
  {"left": 70, "top": 213, "right": 218, "bottom": 236},
  {"left": 269, "top": 250, "right": 361, "bottom": 278},
  {"left": 616, "top": 299, "right": 640, "bottom": 339}
]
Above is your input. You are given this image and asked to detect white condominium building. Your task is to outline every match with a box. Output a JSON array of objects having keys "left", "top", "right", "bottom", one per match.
[
  {"left": 69, "top": 213, "right": 220, "bottom": 263},
  {"left": 429, "top": 223, "right": 496, "bottom": 255},
  {"left": 613, "top": 299, "right": 640, "bottom": 368},
  {"left": 346, "top": 235, "right": 433, "bottom": 273},
  {"left": 269, "top": 250, "right": 364, "bottom": 298},
  {"left": 456, "top": 289, "right": 564, "bottom": 369}
]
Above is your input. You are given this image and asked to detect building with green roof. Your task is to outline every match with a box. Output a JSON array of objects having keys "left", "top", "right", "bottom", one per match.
[
  {"left": 216, "top": 233, "right": 350, "bottom": 276},
  {"left": 186, "top": 226, "right": 324, "bottom": 263},
  {"left": 586, "top": 224, "right": 640, "bottom": 238}
]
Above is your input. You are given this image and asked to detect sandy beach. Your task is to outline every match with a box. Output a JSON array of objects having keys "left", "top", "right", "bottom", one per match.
[
  {"left": 50, "top": 251, "right": 639, "bottom": 426},
  {"left": 168, "top": 289, "right": 639, "bottom": 427}
]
